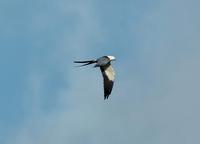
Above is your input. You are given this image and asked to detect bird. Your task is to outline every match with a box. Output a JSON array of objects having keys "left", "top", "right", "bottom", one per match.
[{"left": 74, "top": 55, "right": 116, "bottom": 99}]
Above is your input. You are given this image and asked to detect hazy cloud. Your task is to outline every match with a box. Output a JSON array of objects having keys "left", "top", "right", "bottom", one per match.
[{"left": 1, "top": 0, "right": 200, "bottom": 144}]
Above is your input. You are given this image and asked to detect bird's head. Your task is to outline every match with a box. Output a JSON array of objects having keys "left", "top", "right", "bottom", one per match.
[{"left": 107, "top": 56, "right": 116, "bottom": 62}]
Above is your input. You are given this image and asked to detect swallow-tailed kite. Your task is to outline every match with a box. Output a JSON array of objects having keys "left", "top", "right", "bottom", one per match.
[{"left": 74, "top": 56, "right": 116, "bottom": 99}]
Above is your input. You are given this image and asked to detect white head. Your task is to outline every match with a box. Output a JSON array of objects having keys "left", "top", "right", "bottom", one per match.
[{"left": 107, "top": 55, "right": 116, "bottom": 61}]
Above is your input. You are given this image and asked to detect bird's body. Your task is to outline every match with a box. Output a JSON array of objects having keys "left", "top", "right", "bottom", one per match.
[{"left": 74, "top": 55, "right": 116, "bottom": 99}]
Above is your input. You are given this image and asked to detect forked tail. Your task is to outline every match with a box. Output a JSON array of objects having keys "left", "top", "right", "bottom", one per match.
[{"left": 74, "top": 60, "right": 96, "bottom": 67}]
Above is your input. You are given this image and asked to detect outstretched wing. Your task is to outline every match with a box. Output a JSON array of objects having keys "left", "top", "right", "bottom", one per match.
[{"left": 100, "top": 64, "right": 115, "bottom": 99}]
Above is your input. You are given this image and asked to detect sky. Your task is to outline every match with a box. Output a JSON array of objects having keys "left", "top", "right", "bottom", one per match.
[{"left": 0, "top": 0, "right": 200, "bottom": 144}]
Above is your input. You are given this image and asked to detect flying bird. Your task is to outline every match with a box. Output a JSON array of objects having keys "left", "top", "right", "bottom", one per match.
[{"left": 74, "top": 56, "right": 116, "bottom": 99}]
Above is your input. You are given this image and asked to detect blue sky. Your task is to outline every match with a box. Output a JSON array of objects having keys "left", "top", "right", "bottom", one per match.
[{"left": 0, "top": 0, "right": 200, "bottom": 144}]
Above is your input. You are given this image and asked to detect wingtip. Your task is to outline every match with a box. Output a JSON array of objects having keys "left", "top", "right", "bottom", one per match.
[{"left": 104, "top": 95, "right": 109, "bottom": 100}]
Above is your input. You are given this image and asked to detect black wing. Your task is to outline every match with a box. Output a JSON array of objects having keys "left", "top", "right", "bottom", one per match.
[{"left": 100, "top": 64, "right": 115, "bottom": 99}]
